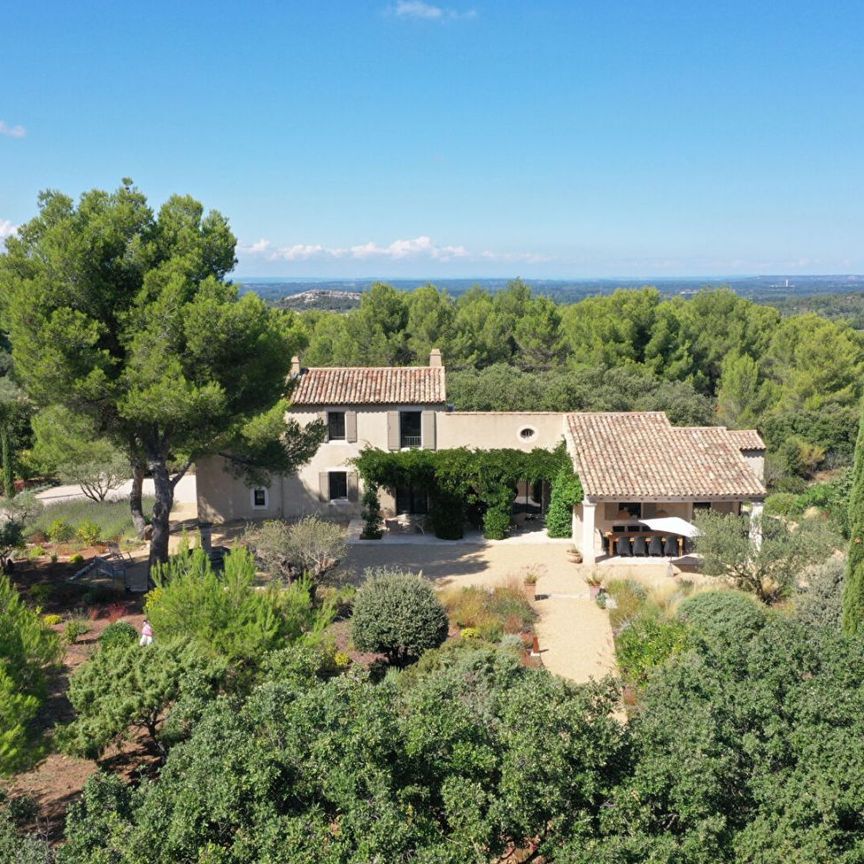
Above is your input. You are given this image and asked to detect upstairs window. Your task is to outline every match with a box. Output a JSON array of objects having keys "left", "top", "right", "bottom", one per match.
[
  {"left": 327, "top": 411, "right": 346, "bottom": 441},
  {"left": 400, "top": 411, "right": 422, "bottom": 448}
]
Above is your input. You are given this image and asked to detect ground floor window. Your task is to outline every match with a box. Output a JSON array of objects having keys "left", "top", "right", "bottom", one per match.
[
  {"left": 329, "top": 471, "right": 348, "bottom": 501},
  {"left": 396, "top": 485, "right": 428, "bottom": 515},
  {"left": 251, "top": 487, "right": 269, "bottom": 509}
]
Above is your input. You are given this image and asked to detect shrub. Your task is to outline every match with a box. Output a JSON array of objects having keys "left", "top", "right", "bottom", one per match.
[
  {"left": 482, "top": 506, "right": 511, "bottom": 540},
  {"left": 0, "top": 573, "right": 61, "bottom": 773},
  {"left": 7, "top": 794, "right": 38, "bottom": 825},
  {"left": 63, "top": 619, "right": 90, "bottom": 644},
  {"left": 100, "top": 621, "right": 138, "bottom": 651},
  {"left": 764, "top": 492, "right": 801, "bottom": 517},
  {"left": 616, "top": 615, "right": 690, "bottom": 686},
  {"left": 148, "top": 547, "right": 331, "bottom": 670},
  {"left": 677, "top": 589, "right": 766, "bottom": 656},
  {"left": 0, "top": 812, "right": 54, "bottom": 863},
  {"left": 47, "top": 519, "right": 74, "bottom": 543},
  {"left": 60, "top": 638, "right": 225, "bottom": 759},
  {"left": 546, "top": 468, "right": 583, "bottom": 538},
  {"left": 794, "top": 558, "right": 845, "bottom": 631},
  {"left": 351, "top": 569, "right": 449, "bottom": 665},
  {"left": 41, "top": 614, "right": 62, "bottom": 627},
  {"left": 75, "top": 520, "right": 102, "bottom": 546},
  {"left": 27, "top": 545, "right": 46, "bottom": 560},
  {"left": 360, "top": 484, "right": 383, "bottom": 539},
  {"left": 605, "top": 579, "right": 649, "bottom": 631},
  {"left": 69, "top": 553, "right": 84, "bottom": 565}
]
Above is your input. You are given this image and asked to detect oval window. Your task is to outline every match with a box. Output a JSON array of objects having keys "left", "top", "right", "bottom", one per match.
[{"left": 519, "top": 426, "right": 537, "bottom": 441}]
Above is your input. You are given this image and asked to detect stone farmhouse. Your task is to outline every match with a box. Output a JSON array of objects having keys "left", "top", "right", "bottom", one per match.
[{"left": 196, "top": 350, "right": 767, "bottom": 564}]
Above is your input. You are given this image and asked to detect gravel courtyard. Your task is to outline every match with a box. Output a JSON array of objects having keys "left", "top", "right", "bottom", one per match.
[{"left": 345, "top": 537, "right": 618, "bottom": 685}]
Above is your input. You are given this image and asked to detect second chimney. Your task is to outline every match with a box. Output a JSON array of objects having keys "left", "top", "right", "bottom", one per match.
[
  {"left": 290, "top": 356, "right": 301, "bottom": 377},
  {"left": 429, "top": 348, "right": 443, "bottom": 368}
]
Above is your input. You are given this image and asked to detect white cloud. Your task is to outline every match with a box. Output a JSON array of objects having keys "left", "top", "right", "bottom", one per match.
[
  {"left": 391, "top": 1, "right": 476, "bottom": 21},
  {"left": 241, "top": 235, "right": 529, "bottom": 264},
  {"left": 0, "top": 220, "right": 17, "bottom": 239},
  {"left": 0, "top": 121, "right": 26, "bottom": 139}
]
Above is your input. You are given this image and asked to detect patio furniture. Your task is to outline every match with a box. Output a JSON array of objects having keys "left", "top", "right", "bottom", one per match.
[
  {"left": 632, "top": 536, "right": 648, "bottom": 556},
  {"left": 616, "top": 535, "right": 632, "bottom": 556},
  {"left": 648, "top": 536, "right": 664, "bottom": 557},
  {"left": 605, "top": 530, "right": 686, "bottom": 558}
]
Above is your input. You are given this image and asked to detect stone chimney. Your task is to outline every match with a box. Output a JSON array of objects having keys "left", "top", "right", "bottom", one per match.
[
  {"left": 290, "top": 356, "right": 301, "bottom": 377},
  {"left": 429, "top": 348, "right": 443, "bottom": 368}
]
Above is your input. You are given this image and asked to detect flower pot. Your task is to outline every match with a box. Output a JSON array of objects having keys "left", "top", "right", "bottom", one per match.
[{"left": 588, "top": 584, "right": 602, "bottom": 600}]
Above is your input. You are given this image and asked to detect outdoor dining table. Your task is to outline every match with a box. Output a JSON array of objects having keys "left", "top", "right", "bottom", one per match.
[{"left": 604, "top": 530, "right": 685, "bottom": 558}]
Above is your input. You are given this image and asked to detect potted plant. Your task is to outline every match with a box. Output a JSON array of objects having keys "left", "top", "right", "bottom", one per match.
[
  {"left": 523, "top": 571, "right": 538, "bottom": 600},
  {"left": 566, "top": 545, "right": 583, "bottom": 564},
  {"left": 585, "top": 571, "right": 603, "bottom": 600}
]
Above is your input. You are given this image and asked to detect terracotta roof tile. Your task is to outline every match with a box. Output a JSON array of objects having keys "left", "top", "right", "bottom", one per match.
[
  {"left": 566, "top": 412, "right": 765, "bottom": 500},
  {"left": 291, "top": 366, "right": 446, "bottom": 406},
  {"left": 725, "top": 429, "right": 766, "bottom": 450}
]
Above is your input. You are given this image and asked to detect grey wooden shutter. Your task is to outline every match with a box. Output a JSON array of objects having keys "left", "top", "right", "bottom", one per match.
[
  {"left": 346, "top": 411, "right": 358, "bottom": 443},
  {"left": 318, "top": 472, "right": 329, "bottom": 502},
  {"left": 387, "top": 411, "right": 400, "bottom": 450},
  {"left": 421, "top": 411, "right": 436, "bottom": 450},
  {"left": 318, "top": 411, "right": 328, "bottom": 442},
  {"left": 347, "top": 472, "right": 359, "bottom": 502}
]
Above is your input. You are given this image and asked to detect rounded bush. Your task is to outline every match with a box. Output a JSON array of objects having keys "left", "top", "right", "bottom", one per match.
[
  {"left": 351, "top": 569, "right": 449, "bottom": 665},
  {"left": 482, "top": 507, "right": 511, "bottom": 540},
  {"left": 677, "top": 590, "right": 766, "bottom": 652},
  {"left": 47, "top": 518, "right": 74, "bottom": 543},
  {"left": 764, "top": 492, "right": 801, "bottom": 518},
  {"left": 99, "top": 621, "right": 138, "bottom": 651},
  {"left": 75, "top": 519, "right": 102, "bottom": 546}
]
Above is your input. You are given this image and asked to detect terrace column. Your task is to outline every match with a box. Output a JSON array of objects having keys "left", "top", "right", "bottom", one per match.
[
  {"left": 582, "top": 500, "right": 597, "bottom": 566},
  {"left": 749, "top": 501, "right": 764, "bottom": 549}
]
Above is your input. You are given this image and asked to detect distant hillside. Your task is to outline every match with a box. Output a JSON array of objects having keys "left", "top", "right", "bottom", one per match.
[
  {"left": 239, "top": 275, "right": 864, "bottom": 310},
  {"left": 273, "top": 289, "right": 362, "bottom": 311}
]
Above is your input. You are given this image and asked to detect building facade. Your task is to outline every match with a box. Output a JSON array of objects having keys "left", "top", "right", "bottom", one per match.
[{"left": 196, "top": 350, "right": 767, "bottom": 563}]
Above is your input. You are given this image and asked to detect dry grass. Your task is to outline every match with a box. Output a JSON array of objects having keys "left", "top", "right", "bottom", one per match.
[{"left": 440, "top": 579, "right": 537, "bottom": 642}]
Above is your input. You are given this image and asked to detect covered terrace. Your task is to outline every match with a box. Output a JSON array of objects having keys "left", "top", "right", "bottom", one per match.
[{"left": 565, "top": 412, "right": 767, "bottom": 565}]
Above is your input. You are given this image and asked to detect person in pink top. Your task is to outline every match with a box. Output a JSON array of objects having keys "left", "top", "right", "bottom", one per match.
[{"left": 139, "top": 618, "right": 154, "bottom": 647}]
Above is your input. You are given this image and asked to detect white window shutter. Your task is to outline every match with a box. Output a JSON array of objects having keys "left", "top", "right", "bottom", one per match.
[
  {"left": 346, "top": 411, "right": 358, "bottom": 443},
  {"left": 347, "top": 472, "right": 359, "bottom": 502},
  {"left": 421, "top": 411, "right": 436, "bottom": 450},
  {"left": 387, "top": 411, "right": 400, "bottom": 450},
  {"left": 319, "top": 472, "right": 329, "bottom": 502},
  {"left": 319, "top": 411, "right": 328, "bottom": 442}
]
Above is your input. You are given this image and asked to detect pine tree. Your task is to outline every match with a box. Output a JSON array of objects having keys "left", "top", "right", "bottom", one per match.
[{"left": 842, "top": 402, "right": 864, "bottom": 635}]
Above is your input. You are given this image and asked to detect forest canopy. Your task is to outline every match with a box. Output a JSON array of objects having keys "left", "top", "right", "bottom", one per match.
[{"left": 293, "top": 281, "right": 864, "bottom": 478}]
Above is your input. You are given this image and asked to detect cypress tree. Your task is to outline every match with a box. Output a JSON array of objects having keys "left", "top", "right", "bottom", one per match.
[{"left": 842, "top": 401, "right": 864, "bottom": 634}]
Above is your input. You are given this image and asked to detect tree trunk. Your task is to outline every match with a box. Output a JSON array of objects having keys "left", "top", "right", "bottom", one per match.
[
  {"left": 0, "top": 425, "right": 13, "bottom": 498},
  {"left": 129, "top": 460, "right": 148, "bottom": 538},
  {"left": 148, "top": 458, "right": 174, "bottom": 574}
]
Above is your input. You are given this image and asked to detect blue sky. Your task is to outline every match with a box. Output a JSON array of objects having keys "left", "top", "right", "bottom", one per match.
[{"left": 1, "top": 0, "right": 863, "bottom": 278}]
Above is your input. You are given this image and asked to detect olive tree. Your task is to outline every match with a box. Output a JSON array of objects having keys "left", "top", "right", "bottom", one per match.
[
  {"left": 0, "top": 181, "right": 324, "bottom": 566},
  {"left": 693, "top": 510, "right": 838, "bottom": 603},
  {"left": 245, "top": 516, "right": 346, "bottom": 594}
]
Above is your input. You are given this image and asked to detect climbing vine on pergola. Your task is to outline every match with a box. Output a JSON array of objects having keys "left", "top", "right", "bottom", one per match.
[{"left": 353, "top": 444, "right": 582, "bottom": 540}]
